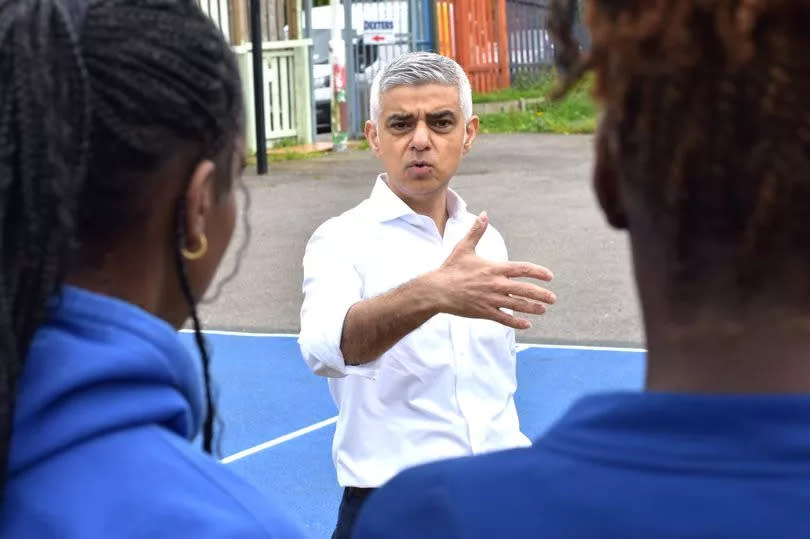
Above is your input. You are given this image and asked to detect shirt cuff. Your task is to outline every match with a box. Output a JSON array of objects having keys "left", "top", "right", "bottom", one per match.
[{"left": 299, "top": 296, "right": 378, "bottom": 379}]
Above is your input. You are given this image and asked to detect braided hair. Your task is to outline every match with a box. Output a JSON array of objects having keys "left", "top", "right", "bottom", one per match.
[
  {"left": 551, "top": 0, "right": 810, "bottom": 311},
  {"left": 0, "top": 0, "right": 244, "bottom": 488}
]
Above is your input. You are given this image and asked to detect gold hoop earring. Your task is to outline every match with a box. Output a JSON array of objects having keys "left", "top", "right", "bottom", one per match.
[{"left": 181, "top": 234, "right": 208, "bottom": 261}]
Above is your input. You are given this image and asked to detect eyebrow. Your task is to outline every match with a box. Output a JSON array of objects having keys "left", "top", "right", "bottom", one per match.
[
  {"left": 427, "top": 110, "right": 456, "bottom": 120},
  {"left": 386, "top": 113, "right": 415, "bottom": 123},
  {"left": 385, "top": 110, "right": 458, "bottom": 123}
]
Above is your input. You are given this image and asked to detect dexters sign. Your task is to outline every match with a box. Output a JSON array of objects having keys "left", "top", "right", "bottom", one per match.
[{"left": 363, "top": 20, "right": 396, "bottom": 45}]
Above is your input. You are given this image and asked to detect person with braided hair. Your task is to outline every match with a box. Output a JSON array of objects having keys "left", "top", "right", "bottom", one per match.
[
  {"left": 351, "top": 1, "right": 810, "bottom": 538},
  {"left": 0, "top": 0, "right": 305, "bottom": 536}
]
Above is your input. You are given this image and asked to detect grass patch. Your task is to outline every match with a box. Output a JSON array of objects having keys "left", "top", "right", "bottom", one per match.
[
  {"left": 268, "top": 151, "right": 329, "bottom": 162},
  {"left": 267, "top": 136, "right": 300, "bottom": 149},
  {"left": 246, "top": 138, "right": 370, "bottom": 167},
  {"left": 478, "top": 73, "right": 598, "bottom": 135},
  {"left": 246, "top": 150, "right": 330, "bottom": 166},
  {"left": 353, "top": 138, "right": 370, "bottom": 151},
  {"left": 472, "top": 72, "right": 556, "bottom": 104},
  {"left": 472, "top": 70, "right": 563, "bottom": 104}
]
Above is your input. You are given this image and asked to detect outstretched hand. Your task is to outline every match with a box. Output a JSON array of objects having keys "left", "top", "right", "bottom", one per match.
[{"left": 430, "top": 212, "right": 556, "bottom": 330}]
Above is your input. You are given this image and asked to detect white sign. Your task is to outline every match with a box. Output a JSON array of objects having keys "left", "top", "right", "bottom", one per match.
[{"left": 363, "top": 20, "right": 396, "bottom": 45}]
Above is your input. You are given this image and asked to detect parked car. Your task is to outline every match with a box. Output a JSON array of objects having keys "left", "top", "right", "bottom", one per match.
[{"left": 311, "top": 29, "right": 385, "bottom": 133}]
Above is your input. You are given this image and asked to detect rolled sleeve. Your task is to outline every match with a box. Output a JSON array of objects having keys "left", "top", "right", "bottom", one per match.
[{"left": 298, "top": 219, "right": 369, "bottom": 378}]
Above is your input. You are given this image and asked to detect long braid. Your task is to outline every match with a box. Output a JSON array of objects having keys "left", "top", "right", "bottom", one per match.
[
  {"left": 0, "top": 0, "right": 243, "bottom": 488},
  {"left": 174, "top": 200, "right": 217, "bottom": 455},
  {"left": 0, "top": 0, "right": 91, "bottom": 489},
  {"left": 77, "top": 0, "right": 243, "bottom": 456}
]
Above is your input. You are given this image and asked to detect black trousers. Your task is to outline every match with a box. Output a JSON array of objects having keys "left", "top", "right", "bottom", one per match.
[{"left": 331, "top": 487, "right": 376, "bottom": 539}]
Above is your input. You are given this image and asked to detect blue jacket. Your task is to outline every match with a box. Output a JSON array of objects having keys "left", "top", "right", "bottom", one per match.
[
  {"left": 353, "top": 392, "right": 810, "bottom": 539},
  {"left": 2, "top": 286, "right": 306, "bottom": 538}
]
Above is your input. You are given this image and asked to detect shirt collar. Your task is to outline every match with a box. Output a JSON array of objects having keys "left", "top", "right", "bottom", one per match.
[{"left": 369, "top": 174, "right": 468, "bottom": 223}]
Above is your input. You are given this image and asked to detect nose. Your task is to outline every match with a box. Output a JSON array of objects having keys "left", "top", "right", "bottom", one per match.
[{"left": 410, "top": 120, "right": 430, "bottom": 151}]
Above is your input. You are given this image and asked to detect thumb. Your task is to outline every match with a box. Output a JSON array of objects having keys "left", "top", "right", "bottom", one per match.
[{"left": 460, "top": 211, "right": 489, "bottom": 251}]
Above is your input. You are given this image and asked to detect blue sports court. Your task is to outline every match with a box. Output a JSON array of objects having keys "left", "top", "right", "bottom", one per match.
[{"left": 179, "top": 331, "right": 646, "bottom": 537}]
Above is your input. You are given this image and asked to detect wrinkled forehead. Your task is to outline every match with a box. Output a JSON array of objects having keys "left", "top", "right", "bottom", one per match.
[{"left": 379, "top": 83, "right": 462, "bottom": 118}]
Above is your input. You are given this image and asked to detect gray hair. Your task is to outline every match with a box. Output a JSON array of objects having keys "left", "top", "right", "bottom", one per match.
[{"left": 369, "top": 51, "right": 473, "bottom": 124}]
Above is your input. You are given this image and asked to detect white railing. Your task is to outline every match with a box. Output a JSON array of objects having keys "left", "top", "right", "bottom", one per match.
[
  {"left": 198, "top": 0, "right": 232, "bottom": 43},
  {"left": 199, "top": 0, "right": 314, "bottom": 151},
  {"left": 233, "top": 39, "right": 314, "bottom": 151},
  {"left": 263, "top": 48, "right": 298, "bottom": 139}
]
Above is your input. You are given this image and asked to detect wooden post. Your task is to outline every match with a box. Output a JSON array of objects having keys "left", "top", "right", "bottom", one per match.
[
  {"left": 495, "top": 0, "right": 510, "bottom": 88},
  {"left": 230, "top": 0, "right": 248, "bottom": 45},
  {"left": 275, "top": 0, "right": 285, "bottom": 38},
  {"left": 286, "top": 0, "right": 299, "bottom": 39}
]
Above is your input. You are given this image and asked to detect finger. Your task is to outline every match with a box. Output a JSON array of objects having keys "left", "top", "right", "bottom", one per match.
[
  {"left": 457, "top": 211, "right": 489, "bottom": 252},
  {"left": 499, "top": 261, "right": 554, "bottom": 281},
  {"left": 500, "top": 295, "right": 548, "bottom": 316},
  {"left": 487, "top": 308, "right": 532, "bottom": 330},
  {"left": 504, "top": 282, "right": 557, "bottom": 305}
]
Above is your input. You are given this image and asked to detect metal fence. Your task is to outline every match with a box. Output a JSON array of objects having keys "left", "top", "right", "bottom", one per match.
[
  {"left": 506, "top": 0, "right": 553, "bottom": 81},
  {"left": 347, "top": 0, "right": 434, "bottom": 135}
]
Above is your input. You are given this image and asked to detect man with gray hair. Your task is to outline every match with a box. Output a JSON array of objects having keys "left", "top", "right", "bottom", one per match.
[{"left": 298, "top": 51, "right": 556, "bottom": 539}]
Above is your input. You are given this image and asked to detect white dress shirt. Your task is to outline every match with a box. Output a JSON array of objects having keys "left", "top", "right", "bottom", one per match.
[{"left": 298, "top": 175, "right": 531, "bottom": 488}]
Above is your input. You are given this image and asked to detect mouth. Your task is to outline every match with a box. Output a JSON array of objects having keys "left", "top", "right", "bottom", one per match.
[{"left": 407, "top": 161, "right": 433, "bottom": 174}]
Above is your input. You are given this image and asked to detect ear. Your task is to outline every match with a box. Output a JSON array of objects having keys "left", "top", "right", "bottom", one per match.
[
  {"left": 183, "top": 159, "right": 217, "bottom": 252},
  {"left": 462, "top": 116, "right": 479, "bottom": 154},
  {"left": 365, "top": 120, "right": 381, "bottom": 156},
  {"left": 593, "top": 120, "right": 628, "bottom": 230}
]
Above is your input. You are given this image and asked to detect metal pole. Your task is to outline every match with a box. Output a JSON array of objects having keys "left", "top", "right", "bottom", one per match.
[
  {"left": 303, "top": 0, "right": 316, "bottom": 140},
  {"left": 250, "top": 0, "right": 268, "bottom": 174},
  {"left": 343, "top": 0, "right": 357, "bottom": 138},
  {"left": 428, "top": 0, "right": 439, "bottom": 52},
  {"left": 408, "top": 0, "right": 418, "bottom": 51}
]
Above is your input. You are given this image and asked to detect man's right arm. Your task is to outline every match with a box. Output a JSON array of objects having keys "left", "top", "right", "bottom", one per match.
[
  {"left": 339, "top": 271, "right": 441, "bottom": 366},
  {"left": 299, "top": 218, "right": 369, "bottom": 377}
]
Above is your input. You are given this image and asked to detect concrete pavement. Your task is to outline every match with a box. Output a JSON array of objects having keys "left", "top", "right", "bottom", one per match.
[{"left": 197, "top": 133, "right": 645, "bottom": 348}]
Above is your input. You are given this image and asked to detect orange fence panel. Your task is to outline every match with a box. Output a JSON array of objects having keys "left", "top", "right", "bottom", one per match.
[{"left": 436, "top": 0, "right": 510, "bottom": 94}]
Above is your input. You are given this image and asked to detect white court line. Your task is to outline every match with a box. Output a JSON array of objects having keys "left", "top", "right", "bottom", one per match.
[
  {"left": 180, "top": 329, "right": 298, "bottom": 338},
  {"left": 221, "top": 416, "right": 338, "bottom": 464},
  {"left": 518, "top": 343, "right": 646, "bottom": 353},
  {"left": 184, "top": 329, "right": 647, "bottom": 353}
]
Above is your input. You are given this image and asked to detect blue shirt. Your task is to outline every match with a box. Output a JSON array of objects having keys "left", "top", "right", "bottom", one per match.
[
  {"left": 2, "top": 286, "right": 307, "bottom": 538},
  {"left": 353, "top": 392, "right": 810, "bottom": 538}
]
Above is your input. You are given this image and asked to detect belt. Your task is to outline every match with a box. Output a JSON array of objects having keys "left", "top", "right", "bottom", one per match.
[{"left": 345, "top": 486, "right": 375, "bottom": 499}]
